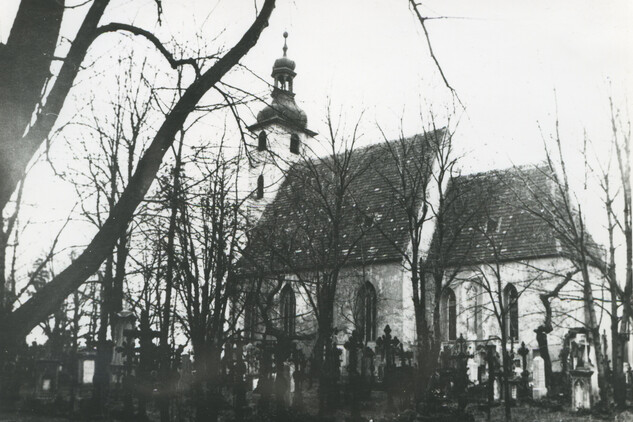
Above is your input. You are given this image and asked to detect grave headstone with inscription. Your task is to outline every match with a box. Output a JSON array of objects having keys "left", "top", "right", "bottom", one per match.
[{"left": 532, "top": 348, "right": 547, "bottom": 400}]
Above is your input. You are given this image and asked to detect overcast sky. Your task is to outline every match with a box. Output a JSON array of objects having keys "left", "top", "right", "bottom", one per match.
[
  {"left": 3, "top": 0, "right": 630, "bottom": 168},
  {"left": 241, "top": 0, "right": 632, "bottom": 171},
  {"left": 1, "top": 0, "right": 631, "bottom": 279}
]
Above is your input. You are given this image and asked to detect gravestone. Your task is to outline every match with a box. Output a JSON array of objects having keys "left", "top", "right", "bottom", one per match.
[
  {"left": 451, "top": 335, "right": 473, "bottom": 411},
  {"left": 112, "top": 311, "right": 136, "bottom": 365},
  {"left": 517, "top": 342, "right": 530, "bottom": 398},
  {"left": 532, "top": 348, "right": 547, "bottom": 400},
  {"left": 82, "top": 359, "right": 95, "bottom": 384},
  {"left": 361, "top": 346, "right": 376, "bottom": 399},
  {"left": 571, "top": 369, "right": 593, "bottom": 411},
  {"left": 34, "top": 359, "right": 60, "bottom": 399},
  {"left": 77, "top": 350, "right": 96, "bottom": 384},
  {"left": 344, "top": 330, "right": 363, "bottom": 421},
  {"left": 376, "top": 325, "right": 399, "bottom": 412},
  {"left": 508, "top": 376, "right": 520, "bottom": 402},
  {"left": 111, "top": 311, "right": 136, "bottom": 384},
  {"left": 232, "top": 334, "right": 248, "bottom": 420},
  {"left": 290, "top": 344, "right": 306, "bottom": 409},
  {"left": 273, "top": 349, "right": 291, "bottom": 409},
  {"left": 570, "top": 336, "right": 593, "bottom": 411},
  {"left": 485, "top": 344, "right": 498, "bottom": 408},
  {"left": 468, "top": 357, "right": 478, "bottom": 384},
  {"left": 179, "top": 354, "right": 193, "bottom": 390},
  {"left": 257, "top": 340, "right": 275, "bottom": 409}
]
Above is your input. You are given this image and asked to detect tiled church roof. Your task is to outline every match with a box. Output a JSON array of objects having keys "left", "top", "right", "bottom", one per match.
[
  {"left": 239, "top": 129, "right": 443, "bottom": 275},
  {"left": 436, "top": 166, "right": 559, "bottom": 266},
  {"left": 437, "top": 165, "right": 603, "bottom": 266},
  {"left": 240, "top": 144, "right": 603, "bottom": 276}
]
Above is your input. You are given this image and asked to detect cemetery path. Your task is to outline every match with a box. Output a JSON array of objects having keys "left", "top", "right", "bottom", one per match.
[
  {"left": 0, "top": 414, "right": 121, "bottom": 422},
  {"left": 472, "top": 406, "right": 633, "bottom": 422},
  {"left": 0, "top": 415, "right": 68, "bottom": 422}
]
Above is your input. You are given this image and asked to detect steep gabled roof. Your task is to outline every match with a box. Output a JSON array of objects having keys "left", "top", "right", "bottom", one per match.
[
  {"left": 437, "top": 165, "right": 603, "bottom": 266},
  {"left": 239, "top": 129, "right": 444, "bottom": 275}
]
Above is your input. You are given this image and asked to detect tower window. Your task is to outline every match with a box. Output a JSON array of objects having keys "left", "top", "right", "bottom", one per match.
[
  {"left": 356, "top": 281, "right": 377, "bottom": 341},
  {"left": 504, "top": 283, "right": 519, "bottom": 340},
  {"left": 290, "top": 134, "right": 300, "bottom": 154},
  {"left": 256, "top": 175, "right": 264, "bottom": 199},
  {"left": 441, "top": 287, "right": 457, "bottom": 341},
  {"left": 280, "top": 285, "right": 296, "bottom": 336},
  {"left": 258, "top": 131, "right": 267, "bottom": 151}
]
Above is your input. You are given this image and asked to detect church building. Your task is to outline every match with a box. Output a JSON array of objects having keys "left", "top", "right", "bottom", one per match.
[{"left": 237, "top": 34, "right": 616, "bottom": 401}]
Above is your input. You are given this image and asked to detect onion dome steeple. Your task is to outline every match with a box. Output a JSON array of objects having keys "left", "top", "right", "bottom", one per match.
[
  {"left": 250, "top": 32, "right": 315, "bottom": 134},
  {"left": 272, "top": 32, "right": 296, "bottom": 92},
  {"left": 245, "top": 33, "right": 316, "bottom": 225}
]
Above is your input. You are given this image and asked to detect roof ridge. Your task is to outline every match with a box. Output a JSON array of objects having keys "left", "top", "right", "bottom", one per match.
[
  {"left": 457, "top": 162, "right": 550, "bottom": 180},
  {"left": 240, "top": 127, "right": 444, "bottom": 274},
  {"left": 306, "top": 127, "right": 446, "bottom": 162}
]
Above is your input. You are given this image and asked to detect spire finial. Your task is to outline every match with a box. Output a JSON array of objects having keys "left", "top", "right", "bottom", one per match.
[{"left": 283, "top": 31, "right": 288, "bottom": 57}]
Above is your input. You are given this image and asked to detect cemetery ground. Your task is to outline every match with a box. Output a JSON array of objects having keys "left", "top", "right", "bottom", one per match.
[
  {"left": 3, "top": 385, "right": 633, "bottom": 421},
  {"left": 7, "top": 325, "right": 633, "bottom": 422},
  {"left": 2, "top": 405, "right": 633, "bottom": 421}
]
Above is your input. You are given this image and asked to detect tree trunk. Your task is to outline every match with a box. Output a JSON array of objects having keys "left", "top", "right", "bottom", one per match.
[
  {"left": 431, "top": 270, "right": 443, "bottom": 375},
  {"left": 412, "top": 263, "right": 432, "bottom": 399},
  {"left": 500, "top": 326, "right": 512, "bottom": 421},
  {"left": 192, "top": 341, "right": 213, "bottom": 422},
  {"left": 609, "top": 250, "right": 626, "bottom": 408},
  {"left": 92, "top": 257, "right": 114, "bottom": 413},
  {"left": 0, "top": 0, "right": 110, "bottom": 212},
  {"left": 611, "top": 318, "right": 626, "bottom": 408},
  {"left": 534, "top": 329, "right": 553, "bottom": 391},
  {"left": 317, "top": 292, "right": 336, "bottom": 415},
  {"left": 112, "top": 233, "right": 128, "bottom": 315},
  {"left": 137, "top": 309, "right": 152, "bottom": 420},
  {"left": 0, "top": 0, "right": 64, "bottom": 175},
  {"left": 0, "top": 0, "right": 277, "bottom": 353},
  {"left": 580, "top": 264, "right": 609, "bottom": 405},
  {"left": 415, "top": 302, "right": 432, "bottom": 396},
  {"left": 159, "top": 175, "right": 179, "bottom": 422}
]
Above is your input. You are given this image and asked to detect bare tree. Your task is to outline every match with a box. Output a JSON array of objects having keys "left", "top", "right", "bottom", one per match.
[
  {"left": 242, "top": 111, "right": 373, "bottom": 414},
  {"left": 0, "top": 0, "right": 276, "bottom": 357},
  {"left": 468, "top": 210, "right": 547, "bottom": 422},
  {"left": 61, "top": 56, "right": 157, "bottom": 410},
  {"left": 432, "top": 167, "right": 576, "bottom": 420},
  {"left": 515, "top": 101, "right": 632, "bottom": 407},
  {"left": 594, "top": 99, "right": 632, "bottom": 408},
  {"left": 407, "top": 0, "right": 463, "bottom": 107},
  {"left": 172, "top": 144, "right": 244, "bottom": 422},
  {"left": 369, "top": 119, "right": 466, "bottom": 396},
  {"left": 417, "top": 151, "right": 483, "bottom": 396},
  {"left": 510, "top": 138, "right": 611, "bottom": 405}
]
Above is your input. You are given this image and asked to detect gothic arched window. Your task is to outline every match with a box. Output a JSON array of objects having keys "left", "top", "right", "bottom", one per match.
[
  {"left": 290, "top": 134, "right": 300, "bottom": 154},
  {"left": 280, "top": 285, "right": 296, "bottom": 336},
  {"left": 357, "top": 282, "right": 377, "bottom": 341},
  {"left": 504, "top": 283, "right": 519, "bottom": 340},
  {"left": 256, "top": 175, "right": 264, "bottom": 199},
  {"left": 466, "top": 283, "right": 481, "bottom": 339},
  {"left": 244, "top": 293, "right": 259, "bottom": 340},
  {"left": 258, "top": 131, "right": 267, "bottom": 151},
  {"left": 441, "top": 287, "right": 457, "bottom": 341}
]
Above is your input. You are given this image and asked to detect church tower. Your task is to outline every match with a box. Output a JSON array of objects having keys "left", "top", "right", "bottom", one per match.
[{"left": 246, "top": 32, "right": 316, "bottom": 224}]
